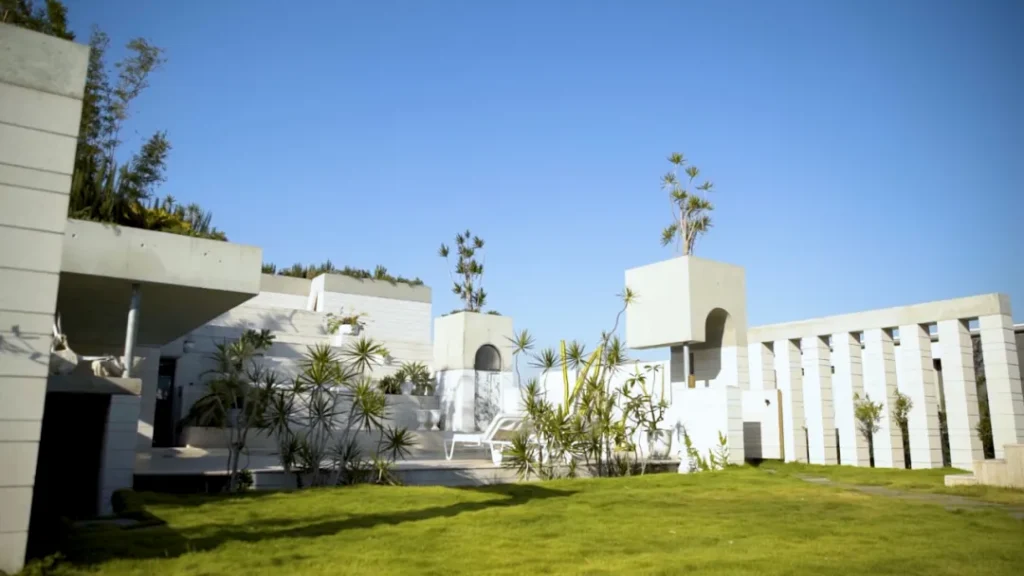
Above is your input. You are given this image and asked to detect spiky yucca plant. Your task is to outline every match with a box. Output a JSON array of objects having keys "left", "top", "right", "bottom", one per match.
[
  {"left": 439, "top": 229, "right": 487, "bottom": 311},
  {"left": 504, "top": 287, "right": 670, "bottom": 480},
  {"left": 660, "top": 153, "right": 715, "bottom": 255}
]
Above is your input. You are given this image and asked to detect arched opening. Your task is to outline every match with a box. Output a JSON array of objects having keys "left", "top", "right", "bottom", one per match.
[
  {"left": 474, "top": 344, "right": 501, "bottom": 372},
  {"left": 703, "top": 307, "right": 737, "bottom": 348}
]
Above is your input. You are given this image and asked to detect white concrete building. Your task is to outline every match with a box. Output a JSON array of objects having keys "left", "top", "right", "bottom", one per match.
[
  {"left": 2, "top": 22, "right": 1023, "bottom": 574},
  {"left": 148, "top": 273, "right": 433, "bottom": 449}
]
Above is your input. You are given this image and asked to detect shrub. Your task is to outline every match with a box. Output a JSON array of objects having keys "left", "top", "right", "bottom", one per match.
[{"left": 111, "top": 489, "right": 144, "bottom": 516}]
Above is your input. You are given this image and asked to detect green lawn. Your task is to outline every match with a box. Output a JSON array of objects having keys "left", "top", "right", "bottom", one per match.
[
  {"left": 42, "top": 465, "right": 1024, "bottom": 576},
  {"left": 757, "top": 461, "right": 1024, "bottom": 505}
]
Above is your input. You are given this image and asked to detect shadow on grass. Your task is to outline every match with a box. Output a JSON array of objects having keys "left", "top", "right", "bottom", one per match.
[{"left": 61, "top": 483, "right": 576, "bottom": 566}]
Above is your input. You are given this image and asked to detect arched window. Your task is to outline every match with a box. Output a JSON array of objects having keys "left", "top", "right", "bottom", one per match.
[{"left": 474, "top": 344, "right": 501, "bottom": 372}]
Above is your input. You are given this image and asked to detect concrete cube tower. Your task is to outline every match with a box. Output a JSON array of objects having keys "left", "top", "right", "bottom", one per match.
[
  {"left": 433, "top": 312, "right": 515, "bottom": 432},
  {"left": 625, "top": 256, "right": 750, "bottom": 462},
  {"left": 625, "top": 256, "right": 748, "bottom": 351}
]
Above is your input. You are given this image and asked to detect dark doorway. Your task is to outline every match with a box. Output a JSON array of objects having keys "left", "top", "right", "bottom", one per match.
[
  {"left": 28, "top": 392, "right": 109, "bottom": 557},
  {"left": 153, "top": 358, "right": 178, "bottom": 448},
  {"left": 474, "top": 345, "right": 501, "bottom": 372}
]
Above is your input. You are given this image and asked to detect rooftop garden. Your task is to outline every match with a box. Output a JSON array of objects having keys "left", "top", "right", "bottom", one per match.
[
  {"left": 6, "top": 1, "right": 228, "bottom": 241},
  {"left": 261, "top": 260, "right": 424, "bottom": 286}
]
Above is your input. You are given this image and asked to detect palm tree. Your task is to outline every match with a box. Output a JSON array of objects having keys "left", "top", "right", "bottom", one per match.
[{"left": 507, "top": 329, "right": 536, "bottom": 386}]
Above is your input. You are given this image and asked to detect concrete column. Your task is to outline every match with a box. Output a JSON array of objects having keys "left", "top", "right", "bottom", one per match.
[
  {"left": 725, "top": 345, "right": 750, "bottom": 390},
  {"left": 0, "top": 25, "right": 88, "bottom": 575},
  {"left": 833, "top": 333, "right": 870, "bottom": 466},
  {"left": 978, "top": 314, "right": 1024, "bottom": 457},
  {"left": 898, "top": 324, "right": 943, "bottom": 469},
  {"left": 436, "top": 369, "right": 476, "bottom": 432},
  {"left": 775, "top": 339, "right": 806, "bottom": 463},
  {"left": 97, "top": 396, "right": 141, "bottom": 514},
  {"left": 802, "top": 336, "right": 837, "bottom": 465},
  {"left": 863, "top": 328, "right": 903, "bottom": 468},
  {"left": 754, "top": 342, "right": 776, "bottom": 390},
  {"left": 133, "top": 348, "right": 163, "bottom": 450},
  {"left": 670, "top": 345, "right": 687, "bottom": 387},
  {"left": 937, "top": 319, "right": 984, "bottom": 468}
]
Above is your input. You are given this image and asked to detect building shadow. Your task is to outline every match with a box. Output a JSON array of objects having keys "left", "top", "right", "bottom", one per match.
[{"left": 57, "top": 483, "right": 576, "bottom": 566}]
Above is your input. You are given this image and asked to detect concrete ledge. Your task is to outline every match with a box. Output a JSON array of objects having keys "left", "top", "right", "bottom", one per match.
[
  {"left": 943, "top": 473, "right": 978, "bottom": 487},
  {"left": 62, "top": 219, "right": 261, "bottom": 294},
  {"left": 58, "top": 220, "right": 263, "bottom": 354},
  {"left": 46, "top": 374, "right": 141, "bottom": 395},
  {"left": 749, "top": 293, "right": 1011, "bottom": 343},
  {"left": 260, "top": 273, "right": 312, "bottom": 296},
  {"left": 320, "top": 273, "right": 431, "bottom": 303}
]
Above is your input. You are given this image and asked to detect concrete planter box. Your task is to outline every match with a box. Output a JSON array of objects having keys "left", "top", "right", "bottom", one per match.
[
  {"left": 433, "top": 311, "right": 514, "bottom": 372},
  {"left": 624, "top": 256, "right": 747, "bottom": 349}
]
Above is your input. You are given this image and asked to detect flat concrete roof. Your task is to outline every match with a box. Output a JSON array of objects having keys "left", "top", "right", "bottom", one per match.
[
  {"left": 319, "top": 273, "right": 432, "bottom": 303},
  {"left": 58, "top": 220, "right": 262, "bottom": 355},
  {"left": 748, "top": 293, "right": 1011, "bottom": 343}
]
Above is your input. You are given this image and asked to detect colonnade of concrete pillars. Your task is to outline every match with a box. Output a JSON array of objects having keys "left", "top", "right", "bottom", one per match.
[{"left": 751, "top": 315, "right": 1023, "bottom": 469}]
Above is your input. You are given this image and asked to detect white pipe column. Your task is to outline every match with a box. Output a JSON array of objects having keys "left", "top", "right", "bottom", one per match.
[
  {"left": 833, "top": 332, "right": 869, "bottom": 466},
  {"left": 978, "top": 314, "right": 1024, "bottom": 457},
  {"left": 775, "top": 339, "right": 806, "bottom": 462},
  {"left": 899, "top": 323, "right": 943, "bottom": 469},
  {"left": 937, "top": 319, "right": 984, "bottom": 468},
  {"left": 802, "top": 336, "right": 837, "bottom": 464},
  {"left": 863, "top": 328, "right": 903, "bottom": 468},
  {"left": 123, "top": 283, "right": 142, "bottom": 378}
]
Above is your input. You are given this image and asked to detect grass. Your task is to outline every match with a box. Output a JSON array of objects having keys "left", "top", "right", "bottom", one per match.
[
  {"left": 757, "top": 461, "right": 1024, "bottom": 505},
  {"left": 39, "top": 464, "right": 1024, "bottom": 576}
]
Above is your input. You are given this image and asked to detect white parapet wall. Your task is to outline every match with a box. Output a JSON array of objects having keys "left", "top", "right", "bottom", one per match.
[
  {"left": 741, "top": 389, "right": 783, "bottom": 460},
  {"left": 671, "top": 386, "right": 745, "bottom": 468}
]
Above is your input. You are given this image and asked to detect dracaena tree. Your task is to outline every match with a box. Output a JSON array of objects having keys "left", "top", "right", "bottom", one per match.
[
  {"left": 439, "top": 230, "right": 487, "bottom": 312},
  {"left": 660, "top": 153, "right": 716, "bottom": 255}
]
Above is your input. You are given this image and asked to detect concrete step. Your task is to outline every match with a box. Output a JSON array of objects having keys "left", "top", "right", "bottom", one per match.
[
  {"left": 1005, "top": 444, "right": 1024, "bottom": 487},
  {"left": 944, "top": 473, "right": 978, "bottom": 487},
  {"left": 973, "top": 458, "right": 1012, "bottom": 488}
]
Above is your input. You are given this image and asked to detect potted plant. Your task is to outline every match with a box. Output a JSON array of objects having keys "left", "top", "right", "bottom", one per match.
[{"left": 326, "top": 310, "right": 368, "bottom": 347}]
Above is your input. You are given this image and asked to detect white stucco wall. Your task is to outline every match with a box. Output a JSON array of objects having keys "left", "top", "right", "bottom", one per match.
[{"left": 672, "top": 386, "right": 744, "bottom": 467}]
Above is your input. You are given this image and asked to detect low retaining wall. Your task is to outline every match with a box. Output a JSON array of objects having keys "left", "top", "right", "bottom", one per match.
[{"left": 182, "top": 394, "right": 442, "bottom": 451}]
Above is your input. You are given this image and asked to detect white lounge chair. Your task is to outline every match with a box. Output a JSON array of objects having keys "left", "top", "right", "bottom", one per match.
[{"left": 443, "top": 413, "right": 525, "bottom": 464}]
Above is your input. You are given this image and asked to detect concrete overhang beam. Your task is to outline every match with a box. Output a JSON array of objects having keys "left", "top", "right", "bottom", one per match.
[
  {"left": 46, "top": 374, "right": 141, "bottom": 395},
  {"left": 56, "top": 219, "right": 262, "bottom": 355}
]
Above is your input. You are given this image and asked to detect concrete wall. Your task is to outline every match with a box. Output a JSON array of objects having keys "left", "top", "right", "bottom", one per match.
[
  {"left": 97, "top": 395, "right": 141, "bottom": 515},
  {"left": 672, "top": 386, "right": 745, "bottom": 467},
  {"left": 0, "top": 24, "right": 88, "bottom": 575},
  {"left": 744, "top": 294, "right": 1022, "bottom": 470}
]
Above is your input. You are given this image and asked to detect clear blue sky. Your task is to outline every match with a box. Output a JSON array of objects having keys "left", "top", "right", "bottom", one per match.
[{"left": 66, "top": 0, "right": 1022, "bottom": 360}]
